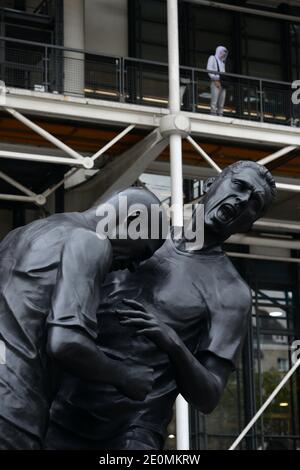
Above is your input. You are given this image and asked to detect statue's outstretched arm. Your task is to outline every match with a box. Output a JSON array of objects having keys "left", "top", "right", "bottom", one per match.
[
  {"left": 47, "top": 325, "right": 153, "bottom": 402},
  {"left": 117, "top": 299, "right": 232, "bottom": 413}
]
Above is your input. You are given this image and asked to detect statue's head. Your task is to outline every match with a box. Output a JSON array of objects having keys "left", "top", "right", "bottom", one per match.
[
  {"left": 96, "top": 186, "right": 165, "bottom": 271},
  {"left": 202, "top": 160, "right": 276, "bottom": 240}
]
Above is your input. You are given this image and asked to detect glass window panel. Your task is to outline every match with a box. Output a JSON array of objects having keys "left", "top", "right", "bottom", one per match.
[
  {"left": 192, "top": 7, "right": 232, "bottom": 33},
  {"left": 291, "top": 24, "right": 300, "bottom": 80},
  {"left": 191, "top": 259, "right": 300, "bottom": 450},
  {"left": 242, "top": 16, "right": 283, "bottom": 80},
  {"left": 254, "top": 289, "right": 295, "bottom": 331},
  {"left": 245, "top": 16, "right": 281, "bottom": 40},
  {"left": 164, "top": 406, "right": 176, "bottom": 450},
  {"left": 246, "top": 39, "right": 281, "bottom": 62},
  {"left": 141, "top": 44, "right": 168, "bottom": 63},
  {"left": 194, "top": 31, "right": 231, "bottom": 58},
  {"left": 193, "top": 52, "right": 214, "bottom": 69},
  {"left": 141, "top": 22, "right": 167, "bottom": 47},
  {"left": 263, "top": 437, "right": 298, "bottom": 451},
  {"left": 207, "top": 436, "right": 238, "bottom": 450},
  {"left": 254, "top": 334, "right": 297, "bottom": 441},
  {"left": 246, "top": 62, "right": 283, "bottom": 80},
  {"left": 186, "top": 5, "right": 233, "bottom": 69},
  {"left": 205, "top": 360, "right": 244, "bottom": 438},
  {"left": 140, "top": 0, "right": 167, "bottom": 23}
]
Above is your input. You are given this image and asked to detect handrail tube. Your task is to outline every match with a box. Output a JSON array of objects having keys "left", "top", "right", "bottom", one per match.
[{"left": 0, "top": 36, "right": 294, "bottom": 88}]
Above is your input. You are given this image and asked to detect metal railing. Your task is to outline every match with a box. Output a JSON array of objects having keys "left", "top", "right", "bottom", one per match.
[
  {"left": 0, "top": 1, "right": 55, "bottom": 15},
  {"left": 0, "top": 36, "right": 299, "bottom": 127}
]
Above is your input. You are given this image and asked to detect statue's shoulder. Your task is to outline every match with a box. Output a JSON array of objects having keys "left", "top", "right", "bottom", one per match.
[
  {"left": 68, "top": 226, "right": 109, "bottom": 245},
  {"left": 66, "top": 226, "right": 112, "bottom": 260},
  {"left": 10, "top": 213, "right": 109, "bottom": 258}
]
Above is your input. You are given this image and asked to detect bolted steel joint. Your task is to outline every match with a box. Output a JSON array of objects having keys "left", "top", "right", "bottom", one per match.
[
  {"left": 159, "top": 114, "right": 191, "bottom": 138},
  {"left": 35, "top": 194, "right": 47, "bottom": 206},
  {"left": 82, "top": 157, "right": 94, "bottom": 169}
]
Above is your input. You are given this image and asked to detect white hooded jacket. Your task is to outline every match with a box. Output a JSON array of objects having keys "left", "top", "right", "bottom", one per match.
[{"left": 207, "top": 46, "right": 228, "bottom": 81}]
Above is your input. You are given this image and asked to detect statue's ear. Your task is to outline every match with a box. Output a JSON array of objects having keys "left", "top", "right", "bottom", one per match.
[
  {"left": 126, "top": 209, "right": 141, "bottom": 224},
  {"left": 202, "top": 177, "right": 216, "bottom": 194}
]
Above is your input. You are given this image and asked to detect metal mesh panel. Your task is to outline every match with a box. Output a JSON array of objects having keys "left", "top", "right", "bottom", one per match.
[
  {"left": 85, "top": 56, "right": 120, "bottom": 100},
  {"left": 2, "top": 45, "right": 44, "bottom": 89},
  {"left": 124, "top": 59, "right": 169, "bottom": 107}
]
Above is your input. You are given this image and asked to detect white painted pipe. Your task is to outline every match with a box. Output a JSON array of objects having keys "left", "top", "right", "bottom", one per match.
[
  {"left": 148, "top": 161, "right": 300, "bottom": 195},
  {"left": 184, "top": 0, "right": 300, "bottom": 23},
  {"left": 187, "top": 136, "right": 222, "bottom": 173},
  {"left": 168, "top": 0, "right": 181, "bottom": 115},
  {"left": 276, "top": 182, "right": 300, "bottom": 193},
  {"left": 229, "top": 234, "right": 300, "bottom": 250},
  {"left": 0, "top": 150, "right": 85, "bottom": 167},
  {"left": 5, "top": 108, "right": 85, "bottom": 162},
  {"left": 229, "top": 357, "right": 300, "bottom": 450},
  {"left": 176, "top": 394, "right": 190, "bottom": 451},
  {"left": 258, "top": 146, "right": 297, "bottom": 167},
  {"left": 254, "top": 219, "right": 300, "bottom": 233},
  {"left": 167, "top": 0, "right": 190, "bottom": 451},
  {"left": 0, "top": 194, "right": 37, "bottom": 203},
  {"left": 185, "top": 140, "right": 300, "bottom": 193},
  {"left": 227, "top": 251, "right": 300, "bottom": 264},
  {"left": 91, "top": 125, "right": 135, "bottom": 162},
  {"left": 167, "top": 0, "right": 184, "bottom": 226},
  {"left": 170, "top": 134, "right": 184, "bottom": 226},
  {"left": 0, "top": 170, "right": 36, "bottom": 197}
]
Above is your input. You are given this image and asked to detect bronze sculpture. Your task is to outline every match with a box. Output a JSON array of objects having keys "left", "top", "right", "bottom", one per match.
[
  {"left": 0, "top": 187, "right": 163, "bottom": 450},
  {"left": 46, "top": 161, "right": 277, "bottom": 450}
]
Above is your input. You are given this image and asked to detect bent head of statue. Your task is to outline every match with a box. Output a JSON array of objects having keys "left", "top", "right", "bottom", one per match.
[
  {"left": 202, "top": 161, "right": 276, "bottom": 243},
  {"left": 94, "top": 187, "right": 165, "bottom": 271}
]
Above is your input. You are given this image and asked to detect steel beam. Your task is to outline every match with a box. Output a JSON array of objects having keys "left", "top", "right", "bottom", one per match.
[
  {"left": 3, "top": 88, "right": 164, "bottom": 128},
  {"left": 66, "top": 128, "right": 169, "bottom": 210},
  {"left": 227, "top": 252, "right": 300, "bottom": 264},
  {"left": 5, "top": 88, "right": 300, "bottom": 147},
  {"left": 166, "top": 0, "right": 190, "bottom": 451},
  {"left": 186, "top": 136, "right": 222, "bottom": 173},
  {"left": 91, "top": 125, "right": 135, "bottom": 162},
  {"left": 258, "top": 146, "right": 298, "bottom": 166},
  {"left": 5, "top": 107, "right": 86, "bottom": 163},
  {"left": 0, "top": 150, "right": 86, "bottom": 167},
  {"left": 0, "top": 170, "right": 37, "bottom": 198},
  {"left": 276, "top": 182, "right": 300, "bottom": 192},
  {"left": 99, "top": 128, "right": 168, "bottom": 199},
  {"left": 184, "top": 0, "right": 300, "bottom": 23},
  {"left": 0, "top": 194, "right": 40, "bottom": 203},
  {"left": 189, "top": 114, "right": 300, "bottom": 147},
  {"left": 43, "top": 168, "right": 79, "bottom": 198},
  {"left": 229, "top": 234, "right": 300, "bottom": 250}
]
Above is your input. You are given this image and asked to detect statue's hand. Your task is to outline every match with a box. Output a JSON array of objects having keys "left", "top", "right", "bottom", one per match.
[
  {"left": 117, "top": 358, "right": 154, "bottom": 401},
  {"left": 116, "top": 299, "right": 177, "bottom": 352}
]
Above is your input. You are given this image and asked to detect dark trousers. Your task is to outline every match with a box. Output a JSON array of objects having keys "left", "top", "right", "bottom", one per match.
[
  {"left": 0, "top": 417, "right": 41, "bottom": 450},
  {"left": 45, "top": 421, "right": 163, "bottom": 450}
]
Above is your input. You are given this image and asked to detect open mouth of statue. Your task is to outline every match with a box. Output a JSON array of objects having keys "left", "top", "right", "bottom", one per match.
[{"left": 217, "top": 204, "right": 237, "bottom": 223}]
